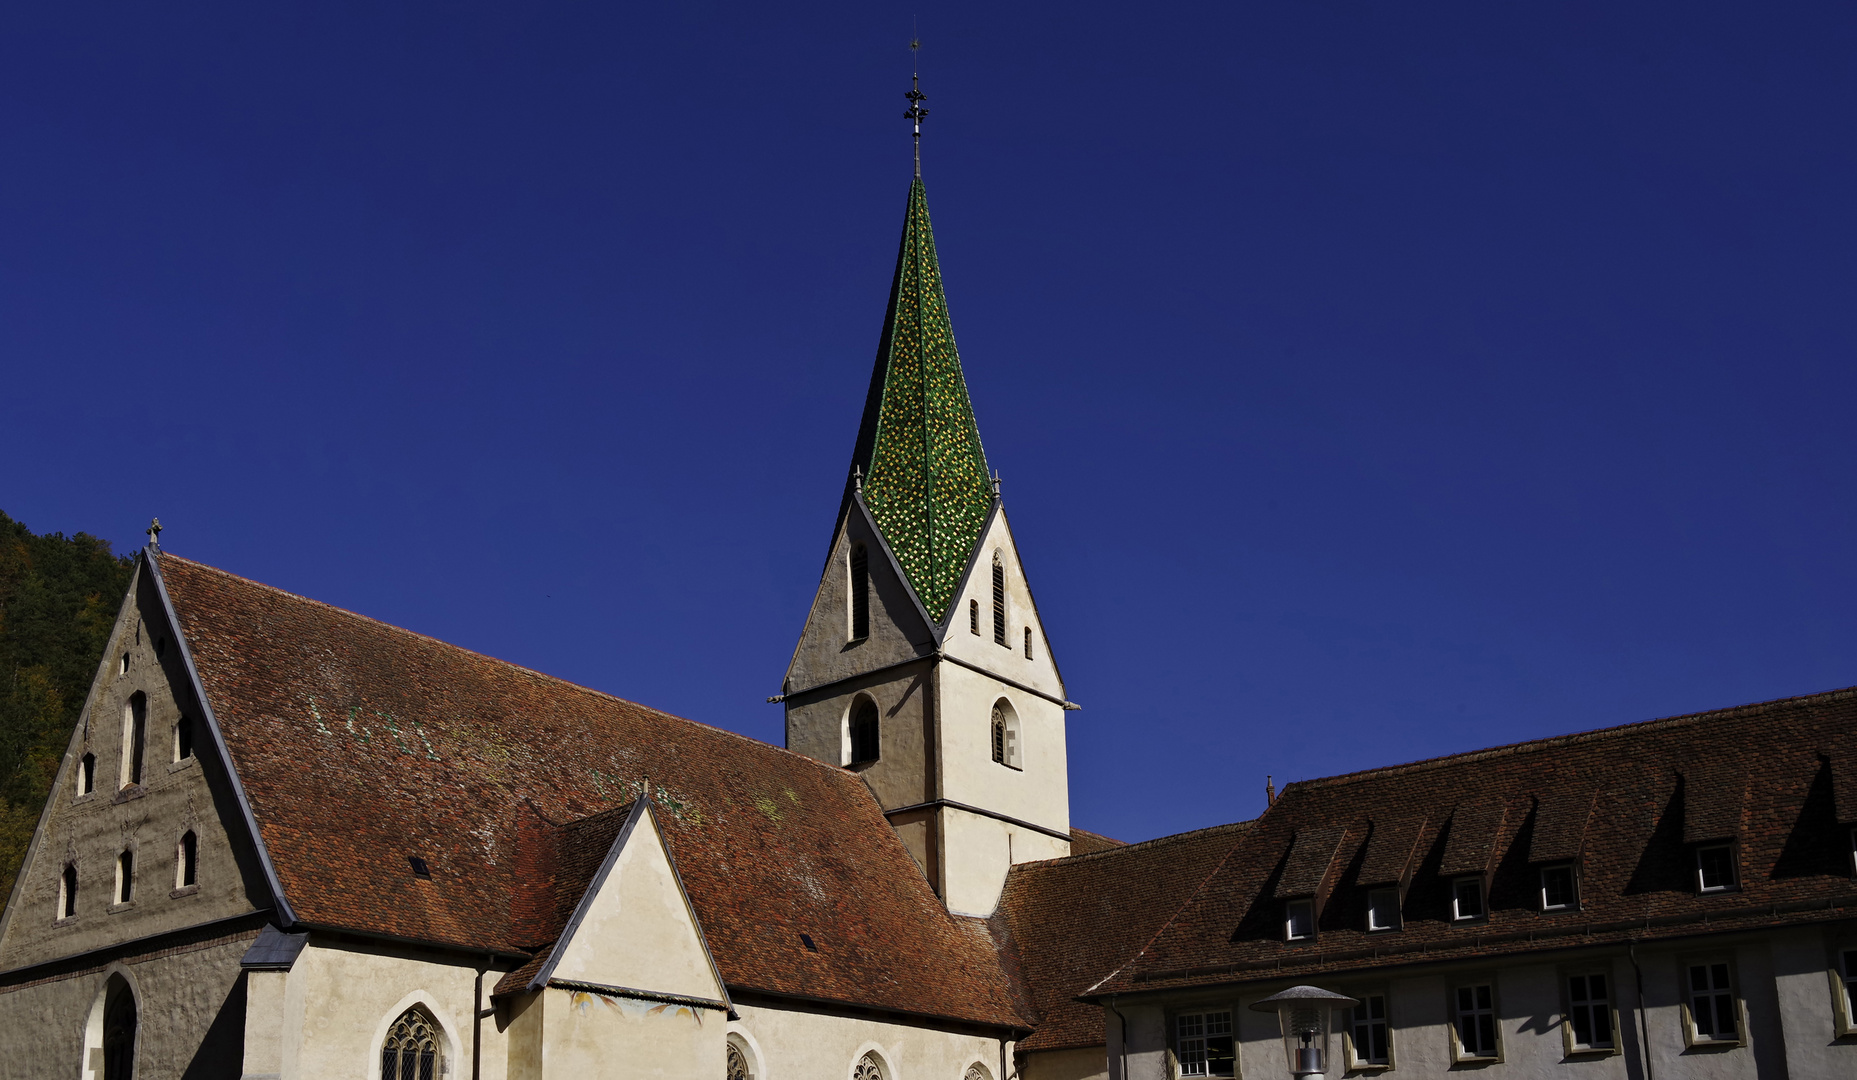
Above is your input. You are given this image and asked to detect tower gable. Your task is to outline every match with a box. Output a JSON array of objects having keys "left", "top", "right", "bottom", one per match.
[
  {"left": 784, "top": 498, "right": 936, "bottom": 697},
  {"left": 939, "top": 506, "right": 1066, "bottom": 702}
]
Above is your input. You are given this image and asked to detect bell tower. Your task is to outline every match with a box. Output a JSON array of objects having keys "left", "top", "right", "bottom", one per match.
[{"left": 779, "top": 114, "right": 1075, "bottom": 916}]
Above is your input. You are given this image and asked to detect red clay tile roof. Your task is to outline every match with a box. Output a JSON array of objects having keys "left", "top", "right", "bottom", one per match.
[
  {"left": 994, "top": 822, "right": 1252, "bottom": 1053},
  {"left": 155, "top": 553, "right": 1029, "bottom": 1029},
  {"left": 1068, "top": 828, "right": 1125, "bottom": 856},
  {"left": 1092, "top": 686, "right": 1857, "bottom": 996}
]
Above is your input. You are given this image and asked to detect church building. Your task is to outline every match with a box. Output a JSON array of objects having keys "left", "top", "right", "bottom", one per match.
[{"left": 5, "top": 122, "right": 1857, "bottom": 1080}]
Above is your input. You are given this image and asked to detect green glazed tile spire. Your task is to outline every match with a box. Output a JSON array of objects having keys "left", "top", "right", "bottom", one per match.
[{"left": 844, "top": 178, "right": 994, "bottom": 621}]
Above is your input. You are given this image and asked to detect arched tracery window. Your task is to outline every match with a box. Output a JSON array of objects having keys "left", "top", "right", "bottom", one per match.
[
  {"left": 853, "top": 1051, "right": 887, "bottom": 1080},
  {"left": 727, "top": 1042, "right": 752, "bottom": 1080},
  {"left": 965, "top": 1064, "right": 995, "bottom": 1080},
  {"left": 991, "top": 699, "right": 1020, "bottom": 769},
  {"left": 381, "top": 1007, "right": 442, "bottom": 1080}
]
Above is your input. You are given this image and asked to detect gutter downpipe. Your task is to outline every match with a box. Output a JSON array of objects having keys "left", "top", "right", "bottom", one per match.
[
  {"left": 1628, "top": 942, "right": 1655, "bottom": 1080},
  {"left": 474, "top": 954, "right": 495, "bottom": 1080},
  {"left": 1108, "top": 995, "right": 1130, "bottom": 1080}
]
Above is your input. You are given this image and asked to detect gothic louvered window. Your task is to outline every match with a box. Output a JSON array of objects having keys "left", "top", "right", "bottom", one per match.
[
  {"left": 1023, "top": 626, "right": 1032, "bottom": 659},
  {"left": 849, "top": 698, "right": 880, "bottom": 765},
  {"left": 381, "top": 1007, "right": 442, "bottom": 1080},
  {"left": 992, "top": 558, "right": 1006, "bottom": 646},
  {"left": 849, "top": 545, "right": 869, "bottom": 640},
  {"left": 970, "top": 599, "right": 979, "bottom": 636},
  {"left": 122, "top": 693, "right": 146, "bottom": 788}
]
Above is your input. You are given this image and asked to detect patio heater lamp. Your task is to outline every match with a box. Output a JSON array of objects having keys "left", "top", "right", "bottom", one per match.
[{"left": 1248, "top": 986, "right": 1359, "bottom": 1078}]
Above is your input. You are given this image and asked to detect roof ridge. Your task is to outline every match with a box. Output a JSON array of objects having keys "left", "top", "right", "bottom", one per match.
[
  {"left": 1287, "top": 685, "right": 1857, "bottom": 793},
  {"left": 1017, "top": 819, "right": 1254, "bottom": 871},
  {"left": 157, "top": 553, "right": 864, "bottom": 784}
]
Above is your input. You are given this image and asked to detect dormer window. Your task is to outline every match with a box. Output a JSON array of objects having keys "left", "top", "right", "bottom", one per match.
[
  {"left": 1540, "top": 864, "right": 1577, "bottom": 911},
  {"left": 848, "top": 545, "right": 869, "bottom": 641},
  {"left": 121, "top": 693, "right": 146, "bottom": 789},
  {"left": 991, "top": 555, "right": 1006, "bottom": 647},
  {"left": 1284, "top": 898, "right": 1315, "bottom": 941},
  {"left": 1696, "top": 844, "right": 1737, "bottom": 892},
  {"left": 847, "top": 697, "right": 880, "bottom": 765},
  {"left": 1451, "top": 876, "right": 1485, "bottom": 921},
  {"left": 1366, "top": 887, "right": 1400, "bottom": 931}
]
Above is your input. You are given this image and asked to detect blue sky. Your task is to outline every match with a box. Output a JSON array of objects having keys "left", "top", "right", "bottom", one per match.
[{"left": 6, "top": 3, "right": 1857, "bottom": 842}]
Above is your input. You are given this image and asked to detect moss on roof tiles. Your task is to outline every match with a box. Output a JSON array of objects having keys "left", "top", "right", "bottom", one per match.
[{"left": 851, "top": 179, "right": 994, "bottom": 621}]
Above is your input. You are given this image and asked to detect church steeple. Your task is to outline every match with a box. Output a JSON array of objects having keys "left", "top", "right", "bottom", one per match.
[{"left": 840, "top": 178, "right": 995, "bottom": 622}]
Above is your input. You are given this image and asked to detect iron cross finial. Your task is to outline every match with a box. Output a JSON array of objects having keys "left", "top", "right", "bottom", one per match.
[
  {"left": 146, "top": 518, "right": 162, "bottom": 548},
  {"left": 905, "top": 40, "right": 928, "bottom": 178}
]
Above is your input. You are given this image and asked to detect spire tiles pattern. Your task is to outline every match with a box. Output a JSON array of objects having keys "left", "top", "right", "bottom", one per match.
[{"left": 858, "top": 179, "right": 994, "bottom": 621}]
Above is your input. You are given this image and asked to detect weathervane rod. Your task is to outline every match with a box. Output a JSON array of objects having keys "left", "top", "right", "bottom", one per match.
[{"left": 905, "top": 36, "right": 928, "bottom": 179}]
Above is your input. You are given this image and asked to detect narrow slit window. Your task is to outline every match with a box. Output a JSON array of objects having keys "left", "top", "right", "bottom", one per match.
[
  {"left": 969, "top": 599, "right": 979, "bottom": 636},
  {"left": 849, "top": 545, "right": 869, "bottom": 640},
  {"left": 59, "top": 864, "right": 77, "bottom": 919},
  {"left": 116, "top": 850, "right": 134, "bottom": 904},
  {"left": 1567, "top": 973, "right": 1613, "bottom": 1050},
  {"left": 119, "top": 653, "right": 129, "bottom": 675},
  {"left": 174, "top": 716, "right": 194, "bottom": 762},
  {"left": 79, "top": 753, "right": 96, "bottom": 796},
  {"left": 121, "top": 693, "right": 146, "bottom": 789},
  {"left": 848, "top": 698, "right": 880, "bottom": 765},
  {"left": 991, "top": 557, "right": 1006, "bottom": 646},
  {"left": 1023, "top": 626, "right": 1033, "bottom": 659},
  {"left": 177, "top": 831, "right": 198, "bottom": 889}
]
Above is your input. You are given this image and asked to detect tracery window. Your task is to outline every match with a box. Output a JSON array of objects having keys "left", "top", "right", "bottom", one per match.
[
  {"left": 990, "top": 700, "right": 1020, "bottom": 768},
  {"left": 964, "top": 1064, "right": 994, "bottom": 1080},
  {"left": 726, "top": 1043, "right": 751, "bottom": 1080},
  {"left": 381, "top": 1007, "right": 442, "bottom": 1080},
  {"left": 852, "top": 1051, "right": 886, "bottom": 1080}
]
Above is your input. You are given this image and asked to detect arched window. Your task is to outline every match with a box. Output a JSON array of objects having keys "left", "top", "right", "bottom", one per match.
[
  {"left": 173, "top": 715, "right": 193, "bottom": 762},
  {"left": 849, "top": 544, "right": 870, "bottom": 641},
  {"left": 59, "top": 863, "right": 77, "bottom": 920},
  {"left": 991, "top": 555, "right": 1007, "bottom": 646},
  {"left": 101, "top": 975, "right": 136, "bottom": 1080},
  {"left": 853, "top": 1051, "right": 887, "bottom": 1080},
  {"left": 121, "top": 693, "right": 146, "bottom": 789},
  {"left": 965, "top": 1064, "right": 995, "bottom": 1080},
  {"left": 381, "top": 1007, "right": 442, "bottom": 1080},
  {"left": 79, "top": 753, "right": 96, "bottom": 796},
  {"left": 848, "top": 697, "right": 880, "bottom": 766},
  {"left": 726, "top": 1035, "right": 756, "bottom": 1080},
  {"left": 991, "top": 700, "right": 1021, "bottom": 769},
  {"left": 115, "top": 850, "right": 134, "bottom": 905},
  {"left": 177, "top": 832, "right": 198, "bottom": 889},
  {"left": 1024, "top": 626, "right": 1033, "bottom": 659}
]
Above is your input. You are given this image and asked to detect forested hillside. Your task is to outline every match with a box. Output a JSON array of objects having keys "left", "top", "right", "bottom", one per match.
[{"left": 0, "top": 512, "right": 134, "bottom": 903}]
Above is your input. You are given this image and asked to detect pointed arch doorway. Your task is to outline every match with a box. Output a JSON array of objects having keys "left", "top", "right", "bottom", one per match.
[{"left": 101, "top": 975, "right": 137, "bottom": 1079}]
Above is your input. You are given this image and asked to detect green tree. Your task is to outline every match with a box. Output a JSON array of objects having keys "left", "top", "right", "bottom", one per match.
[{"left": 0, "top": 512, "right": 134, "bottom": 902}]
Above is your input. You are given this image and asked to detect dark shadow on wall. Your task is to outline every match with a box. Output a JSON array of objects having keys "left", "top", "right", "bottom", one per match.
[{"left": 181, "top": 970, "right": 247, "bottom": 1080}]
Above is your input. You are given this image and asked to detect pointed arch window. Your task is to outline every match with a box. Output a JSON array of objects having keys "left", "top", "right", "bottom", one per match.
[
  {"left": 991, "top": 699, "right": 1021, "bottom": 769},
  {"left": 853, "top": 1051, "right": 887, "bottom": 1080},
  {"left": 726, "top": 1035, "right": 757, "bottom": 1080},
  {"left": 848, "top": 697, "right": 880, "bottom": 766},
  {"left": 115, "top": 850, "right": 134, "bottom": 905},
  {"left": 121, "top": 693, "right": 146, "bottom": 789},
  {"left": 849, "top": 544, "right": 870, "bottom": 641},
  {"left": 173, "top": 715, "right": 193, "bottom": 763},
  {"left": 381, "top": 1007, "right": 443, "bottom": 1080},
  {"left": 991, "top": 555, "right": 1006, "bottom": 646},
  {"left": 59, "top": 863, "right": 77, "bottom": 920},
  {"left": 177, "top": 831, "right": 198, "bottom": 889},
  {"left": 79, "top": 753, "right": 96, "bottom": 796}
]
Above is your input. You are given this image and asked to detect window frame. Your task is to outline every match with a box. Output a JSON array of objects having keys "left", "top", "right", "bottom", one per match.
[
  {"left": 1539, "top": 863, "right": 1579, "bottom": 912},
  {"left": 1559, "top": 966, "right": 1620, "bottom": 1057},
  {"left": 989, "top": 699, "right": 1021, "bottom": 770},
  {"left": 1695, "top": 843, "right": 1739, "bottom": 894},
  {"left": 1450, "top": 875, "right": 1486, "bottom": 923},
  {"left": 56, "top": 862, "right": 78, "bottom": 923},
  {"left": 1365, "top": 887, "right": 1401, "bottom": 933},
  {"left": 120, "top": 693, "right": 147, "bottom": 790},
  {"left": 1679, "top": 955, "right": 1745, "bottom": 1048},
  {"left": 172, "top": 715, "right": 194, "bottom": 765},
  {"left": 1283, "top": 898, "right": 1315, "bottom": 942},
  {"left": 77, "top": 752, "right": 97, "bottom": 798},
  {"left": 1448, "top": 978, "right": 1503, "bottom": 1063},
  {"left": 112, "top": 848, "right": 136, "bottom": 910},
  {"left": 1829, "top": 944, "right": 1857, "bottom": 1039},
  {"left": 379, "top": 1005, "right": 445, "bottom": 1080},
  {"left": 845, "top": 696, "right": 880, "bottom": 766},
  {"left": 1171, "top": 1007, "right": 1237, "bottom": 1079},
  {"left": 1342, "top": 987, "right": 1394, "bottom": 1071},
  {"left": 174, "top": 830, "right": 199, "bottom": 894}
]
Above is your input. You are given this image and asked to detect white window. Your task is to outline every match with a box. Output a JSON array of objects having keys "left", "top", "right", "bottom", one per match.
[
  {"left": 1284, "top": 898, "right": 1314, "bottom": 941},
  {"left": 1696, "top": 844, "right": 1736, "bottom": 892},
  {"left": 1839, "top": 949, "right": 1857, "bottom": 1034},
  {"left": 1348, "top": 993, "right": 1390, "bottom": 1067},
  {"left": 1175, "top": 1011, "right": 1235, "bottom": 1077},
  {"left": 1686, "top": 961, "right": 1739, "bottom": 1043},
  {"left": 1451, "top": 876, "right": 1484, "bottom": 921},
  {"left": 1566, "top": 972, "right": 1614, "bottom": 1051},
  {"left": 1540, "top": 864, "right": 1577, "bottom": 911},
  {"left": 1452, "top": 983, "right": 1499, "bottom": 1060},
  {"left": 1366, "top": 888, "right": 1400, "bottom": 932}
]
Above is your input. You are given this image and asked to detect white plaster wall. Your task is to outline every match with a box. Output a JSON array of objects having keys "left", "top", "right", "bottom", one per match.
[
  {"left": 254, "top": 940, "right": 505, "bottom": 1080},
  {"left": 938, "top": 806, "right": 1068, "bottom": 917},
  {"left": 549, "top": 807, "right": 721, "bottom": 1003},
  {"left": 731, "top": 999, "right": 1006, "bottom": 1080},
  {"left": 936, "top": 667, "right": 1068, "bottom": 835},
  {"left": 1770, "top": 925, "right": 1857, "bottom": 1076},
  {"left": 1020, "top": 1045, "right": 1107, "bottom": 1080},
  {"left": 940, "top": 511, "right": 1065, "bottom": 701},
  {"left": 1108, "top": 1003, "right": 1167, "bottom": 1080},
  {"left": 537, "top": 985, "right": 722, "bottom": 1079}
]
